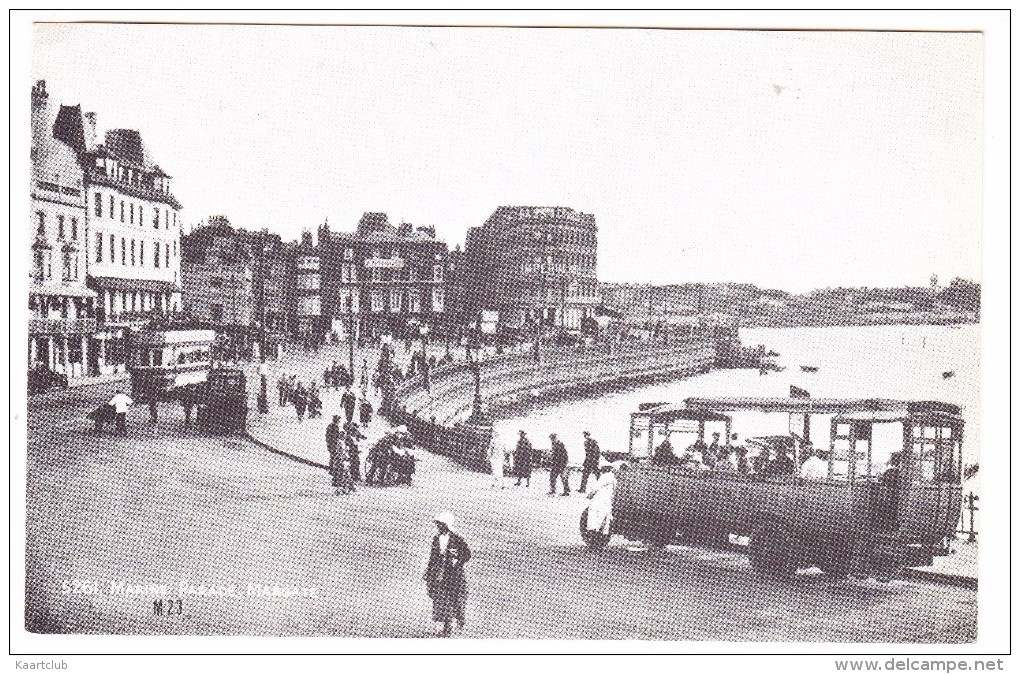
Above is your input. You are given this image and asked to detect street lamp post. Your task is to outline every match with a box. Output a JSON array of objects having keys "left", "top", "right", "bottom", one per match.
[
  {"left": 347, "top": 295, "right": 355, "bottom": 378},
  {"left": 466, "top": 317, "right": 487, "bottom": 424}
]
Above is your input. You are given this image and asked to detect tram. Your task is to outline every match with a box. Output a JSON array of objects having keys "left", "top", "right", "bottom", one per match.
[
  {"left": 128, "top": 328, "right": 216, "bottom": 402},
  {"left": 581, "top": 397, "right": 964, "bottom": 579}
]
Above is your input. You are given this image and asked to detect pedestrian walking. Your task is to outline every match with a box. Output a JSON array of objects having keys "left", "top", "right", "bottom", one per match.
[
  {"left": 548, "top": 433, "right": 570, "bottom": 496},
  {"left": 514, "top": 430, "right": 533, "bottom": 487},
  {"left": 578, "top": 431, "right": 602, "bottom": 493},
  {"left": 278, "top": 373, "right": 290, "bottom": 407},
  {"left": 488, "top": 436, "right": 505, "bottom": 489},
  {"left": 108, "top": 389, "right": 133, "bottom": 435},
  {"left": 181, "top": 393, "right": 195, "bottom": 426},
  {"left": 308, "top": 384, "right": 322, "bottom": 418},
  {"left": 341, "top": 386, "right": 357, "bottom": 424},
  {"left": 424, "top": 512, "right": 471, "bottom": 637},
  {"left": 293, "top": 382, "right": 307, "bottom": 420}
]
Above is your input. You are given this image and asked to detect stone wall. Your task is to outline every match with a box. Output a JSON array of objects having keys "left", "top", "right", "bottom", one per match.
[{"left": 382, "top": 337, "right": 719, "bottom": 472}]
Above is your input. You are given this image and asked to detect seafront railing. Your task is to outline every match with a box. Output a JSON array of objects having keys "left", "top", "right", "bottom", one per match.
[{"left": 381, "top": 337, "right": 720, "bottom": 472}]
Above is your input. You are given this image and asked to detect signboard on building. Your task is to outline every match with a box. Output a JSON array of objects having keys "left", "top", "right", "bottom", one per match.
[
  {"left": 480, "top": 310, "right": 499, "bottom": 334},
  {"left": 364, "top": 257, "right": 405, "bottom": 269}
]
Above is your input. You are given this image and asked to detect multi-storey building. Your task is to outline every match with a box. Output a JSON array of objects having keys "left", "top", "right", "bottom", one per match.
[
  {"left": 319, "top": 213, "right": 448, "bottom": 342},
  {"left": 51, "top": 99, "right": 183, "bottom": 376},
  {"left": 181, "top": 218, "right": 255, "bottom": 327},
  {"left": 28, "top": 81, "right": 98, "bottom": 382},
  {"left": 293, "top": 230, "right": 324, "bottom": 342},
  {"left": 464, "top": 206, "right": 599, "bottom": 331}
]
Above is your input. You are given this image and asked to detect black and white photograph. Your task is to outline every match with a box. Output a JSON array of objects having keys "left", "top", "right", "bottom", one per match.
[{"left": 10, "top": 9, "right": 1010, "bottom": 668}]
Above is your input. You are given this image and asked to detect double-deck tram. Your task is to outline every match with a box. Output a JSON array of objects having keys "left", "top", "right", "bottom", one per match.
[{"left": 128, "top": 329, "right": 216, "bottom": 402}]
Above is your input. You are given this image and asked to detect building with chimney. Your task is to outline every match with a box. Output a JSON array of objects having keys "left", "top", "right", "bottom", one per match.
[
  {"left": 28, "top": 80, "right": 98, "bottom": 383},
  {"left": 464, "top": 206, "right": 599, "bottom": 331},
  {"left": 319, "top": 213, "right": 448, "bottom": 342},
  {"left": 54, "top": 104, "right": 183, "bottom": 318},
  {"left": 50, "top": 95, "right": 184, "bottom": 376}
]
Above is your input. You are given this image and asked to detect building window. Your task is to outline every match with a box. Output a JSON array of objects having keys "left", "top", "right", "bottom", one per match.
[
  {"left": 154, "top": 242, "right": 161, "bottom": 267},
  {"left": 165, "top": 245, "right": 170, "bottom": 268},
  {"left": 129, "top": 203, "right": 134, "bottom": 224},
  {"left": 139, "top": 240, "right": 145, "bottom": 266},
  {"left": 173, "top": 212, "right": 176, "bottom": 228},
  {"left": 120, "top": 201, "right": 125, "bottom": 222},
  {"left": 389, "top": 289, "right": 403, "bottom": 312},
  {"left": 94, "top": 194, "right": 102, "bottom": 217},
  {"left": 433, "top": 264, "right": 443, "bottom": 282},
  {"left": 371, "top": 289, "right": 385, "bottom": 312},
  {"left": 62, "top": 250, "right": 74, "bottom": 281},
  {"left": 154, "top": 209, "right": 160, "bottom": 228},
  {"left": 139, "top": 206, "right": 143, "bottom": 227},
  {"left": 71, "top": 218, "right": 78, "bottom": 240},
  {"left": 344, "top": 247, "right": 353, "bottom": 261},
  {"left": 96, "top": 233, "right": 103, "bottom": 263},
  {"left": 109, "top": 195, "right": 115, "bottom": 219},
  {"left": 36, "top": 212, "right": 45, "bottom": 235},
  {"left": 432, "top": 288, "right": 444, "bottom": 313},
  {"left": 130, "top": 239, "right": 135, "bottom": 266},
  {"left": 408, "top": 289, "right": 421, "bottom": 313},
  {"left": 57, "top": 215, "right": 65, "bottom": 239},
  {"left": 173, "top": 240, "right": 177, "bottom": 257}
]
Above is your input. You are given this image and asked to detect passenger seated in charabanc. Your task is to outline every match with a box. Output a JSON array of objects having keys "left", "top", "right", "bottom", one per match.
[
  {"left": 653, "top": 437, "right": 678, "bottom": 466},
  {"left": 798, "top": 443, "right": 830, "bottom": 481},
  {"left": 759, "top": 448, "right": 796, "bottom": 479},
  {"left": 678, "top": 445, "right": 706, "bottom": 475}
]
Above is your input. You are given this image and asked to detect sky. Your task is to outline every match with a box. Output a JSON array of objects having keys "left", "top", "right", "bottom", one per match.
[{"left": 31, "top": 24, "right": 983, "bottom": 292}]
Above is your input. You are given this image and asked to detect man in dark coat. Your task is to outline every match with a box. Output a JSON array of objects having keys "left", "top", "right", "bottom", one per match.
[
  {"left": 424, "top": 512, "right": 471, "bottom": 637},
  {"left": 325, "top": 416, "right": 353, "bottom": 494},
  {"left": 344, "top": 420, "right": 366, "bottom": 482},
  {"left": 514, "top": 430, "right": 533, "bottom": 487},
  {"left": 359, "top": 398, "right": 374, "bottom": 426},
  {"left": 578, "top": 431, "right": 602, "bottom": 493},
  {"left": 341, "top": 387, "right": 357, "bottom": 423},
  {"left": 548, "top": 433, "right": 570, "bottom": 496},
  {"left": 366, "top": 426, "right": 404, "bottom": 485}
]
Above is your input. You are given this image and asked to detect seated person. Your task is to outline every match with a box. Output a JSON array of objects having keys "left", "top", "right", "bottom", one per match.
[
  {"left": 678, "top": 446, "right": 705, "bottom": 474},
  {"left": 760, "top": 449, "right": 796, "bottom": 478},
  {"left": 714, "top": 446, "right": 738, "bottom": 472},
  {"left": 653, "top": 438, "right": 677, "bottom": 466},
  {"left": 798, "top": 444, "right": 830, "bottom": 480}
]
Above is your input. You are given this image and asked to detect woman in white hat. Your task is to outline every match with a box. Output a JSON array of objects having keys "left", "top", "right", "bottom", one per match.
[{"left": 423, "top": 512, "right": 471, "bottom": 637}]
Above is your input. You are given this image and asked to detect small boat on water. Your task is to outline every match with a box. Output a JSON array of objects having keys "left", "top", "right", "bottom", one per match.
[
  {"left": 942, "top": 370, "right": 955, "bottom": 379},
  {"left": 800, "top": 365, "right": 819, "bottom": 373}
]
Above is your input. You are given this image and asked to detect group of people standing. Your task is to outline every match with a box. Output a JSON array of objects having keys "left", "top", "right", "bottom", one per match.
[
  {"left": 325, "top": 421, "right": 416, "bottom": 495},
  {"left": 277, "top": 374, "right": 323, "bottom": 421}
]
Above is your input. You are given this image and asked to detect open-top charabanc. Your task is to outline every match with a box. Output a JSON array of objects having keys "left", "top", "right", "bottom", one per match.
[{"left": 581, "top": 396, "right": 964, "bottom": 579}]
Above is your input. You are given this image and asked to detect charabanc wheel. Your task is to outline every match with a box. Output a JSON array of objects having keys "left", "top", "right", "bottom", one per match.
[
  {"left": 750, "top": 521, "right": 797, "bottom": 578},
  {"left": 579, "top": 508, "right": 610, "bottom": 551}
]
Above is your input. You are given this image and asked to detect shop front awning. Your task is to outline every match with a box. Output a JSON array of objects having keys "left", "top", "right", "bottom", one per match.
[
  {"left": 30, "top": 283, "right": 97, "bottom": 299},
  {"left": 89, "top": 276, "right": 179, "bottom": 293}
]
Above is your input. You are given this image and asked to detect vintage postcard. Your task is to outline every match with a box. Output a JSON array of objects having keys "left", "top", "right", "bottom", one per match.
[{"left": 10, "top": 10, "right": 1010, "bottom": 668}]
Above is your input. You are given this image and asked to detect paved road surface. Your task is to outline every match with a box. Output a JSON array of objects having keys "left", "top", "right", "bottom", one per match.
[{"left": 24, "top": 348, "right": 977, "bottom": 641}]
